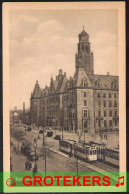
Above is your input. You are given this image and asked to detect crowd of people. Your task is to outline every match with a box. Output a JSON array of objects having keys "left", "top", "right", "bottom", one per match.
[{"left": 25, "top": 160, "right": 38, "bottom": 172}]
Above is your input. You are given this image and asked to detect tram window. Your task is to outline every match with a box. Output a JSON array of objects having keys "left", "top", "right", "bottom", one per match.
[{"left": 90, "top": 150, "right": 92, "bottom": 155}]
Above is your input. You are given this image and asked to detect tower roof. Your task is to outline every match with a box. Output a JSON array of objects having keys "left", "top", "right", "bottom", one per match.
[
  {"left": 32, "top": 80, "right": 41, "bottom": 98},
  {"left": 79, "top": 26, "right": 89, "bottom": 37}
]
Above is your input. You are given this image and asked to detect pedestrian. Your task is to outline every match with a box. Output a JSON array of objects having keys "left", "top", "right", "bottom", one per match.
[
  {"left": 10, "top": 162, "right": 13, "bottom": 171},
  {"left": 25, "top": 160, "right": 28, "bottom": 170},
  {"left": 33, "top": 163, "right": 38, "bottom": 172},
  {"left": 28, "top": 161, "right": 32, "bottom": 171},
  {"left": 32, "top": 163, "right": 38, "bottom": 177}
]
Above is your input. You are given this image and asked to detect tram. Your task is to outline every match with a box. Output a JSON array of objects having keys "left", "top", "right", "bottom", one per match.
[
  {"left": 74, "top": 143, "right": 97, "bottom": 162},
  {"left": 89, "top": 141, "right": 106, "bottom": 160},
  {"left": 104, "top": 148, "right": 119, "bottom": 167},
  {"left": 59, "top": 139, "right": 76, "bottom": 156},
  {"left": 89, "top": 141, "right": 119, "bottom": 167}
]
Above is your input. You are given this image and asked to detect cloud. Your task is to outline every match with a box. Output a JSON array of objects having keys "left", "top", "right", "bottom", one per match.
[
  {"left": 9, "top": 15, "right": 39, "bottom": 40},
  {"left": 9, "top": 13, "right": 118, "bottom": 109},
  {"left": 90, "top": 31, "right": 118, "bottom": 75}
]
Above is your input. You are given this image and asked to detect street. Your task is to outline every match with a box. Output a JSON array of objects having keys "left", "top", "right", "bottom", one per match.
[{"left": 10, "top": 125, "right": 119, "bottom": 174}]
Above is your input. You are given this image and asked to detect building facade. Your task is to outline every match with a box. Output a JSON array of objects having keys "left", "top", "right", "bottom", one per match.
[{"left": 30, "top": 28, "right": 119, "bottom": 137}]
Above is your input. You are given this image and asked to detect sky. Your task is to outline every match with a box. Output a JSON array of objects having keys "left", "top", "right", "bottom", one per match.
[{"left": 9, "top": 9, "right": 118, "bottom": 110}]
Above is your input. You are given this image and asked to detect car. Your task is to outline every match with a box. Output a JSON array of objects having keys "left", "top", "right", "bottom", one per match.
[
  {"left": 27, "top": 151, "right": 39, "bottom": 161},
  {"left": 54, "top": 135, "right": 61, "bottom": 140},
  {"left": 39, "top": 129, "right": 44, "bottom": 134},
  {"left": 27, "top": 127, "right": 32, "bottom": 131},
  {"left": 46, "top": 131, "right": 53, "bottom": 137}
]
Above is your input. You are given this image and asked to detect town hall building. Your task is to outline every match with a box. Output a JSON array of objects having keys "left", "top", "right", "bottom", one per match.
[{"left": 30, "top": 28, "right": 119, "bottom": 141}]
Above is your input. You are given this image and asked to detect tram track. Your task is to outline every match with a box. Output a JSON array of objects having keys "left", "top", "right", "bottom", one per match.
[{"left": 14, "top": 128, "right": 119, "bottom": 174}]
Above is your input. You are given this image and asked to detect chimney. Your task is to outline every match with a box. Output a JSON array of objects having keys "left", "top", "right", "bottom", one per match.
[
  {"left": 64, "top": 72, "right": 66, "bottom": 77},
  {"left": 107, "top": 72, "right": 110, "bottom": 76}
]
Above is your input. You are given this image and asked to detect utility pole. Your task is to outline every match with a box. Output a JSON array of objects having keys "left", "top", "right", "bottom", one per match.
[
  {"left": 45, "top": 146, "right": 46, "bottom": 177},
  {"left": 84, "top": 129, "right": 85, "bottom": 143},
  {"left": 33, "top": 139, "right": 37, "bottom": 165},
  {"left": 62, "top": 125, "right": 63, "bottom": 139},
  {"left": 18, "top": 121, "right": 19, "bottom": 153},
  {"left": 60, "top": 108, "right": 64, "bottom": 139},
  {"left": 76, "top": 158, "right": 78, "bottom": 178},
  {"left": 43, "top": 130, "right": 45, "bottom": 146}
]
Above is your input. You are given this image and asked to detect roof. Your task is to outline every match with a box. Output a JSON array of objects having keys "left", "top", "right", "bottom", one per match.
[
  {"left": 79, "top": 27, "right": 89, "bottom": 37},
  {"left": 88, "top": 74, "right": 119, "bottom": 89},
  {"left": 73, "top": 67, "right": 92, "bottom": 87},
  {"left": 32, "top": 81, "right": 41, "bottom": 98}
]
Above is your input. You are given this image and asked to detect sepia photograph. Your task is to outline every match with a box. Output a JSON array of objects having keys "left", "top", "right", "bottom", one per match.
[{"left": 3, "top": 2, "right": 126, "bottom": 192}]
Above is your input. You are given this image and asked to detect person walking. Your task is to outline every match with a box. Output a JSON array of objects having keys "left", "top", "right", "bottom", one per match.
[
  {"left": 32, "top": 163, "right": 38, "bottom": 177},
  {"left": 28, "top": 160, "right": 32, "bottom": 171},
  {"left": 25, "top": 160, "right": 28, "bottom": 170},
  {"left": 33, "top": 163, "right": 38, "bottom": 172},
  {"left": 10, "top": 162, "right": 13, "bottom": 171}
]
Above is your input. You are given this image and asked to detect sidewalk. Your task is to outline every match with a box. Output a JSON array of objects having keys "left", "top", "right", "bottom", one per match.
[{"left": 11, "top": 146, "right": 31, "bottom": 172}]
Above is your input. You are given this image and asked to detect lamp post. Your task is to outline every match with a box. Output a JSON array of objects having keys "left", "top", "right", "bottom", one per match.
[
  {"left": 76, "top": 157, "right": 78, "bottom": 178},
  {"left": 33, "top": 138, "right": 37, "bottom": 165},
  {"left": 44, "top": 146, "right": 46, "bottom": 177},
  {"left": 17, "top": 121, "right": 19, "bottom": 152},
  {"left": 60, "top": 108, "right": 64, "bottom": 139},
  {"left": 43, "top": 130, "right": 45, "bottom": 146},
  {"left": 13, "top": 112, "right": 20, "bottom": 153}
]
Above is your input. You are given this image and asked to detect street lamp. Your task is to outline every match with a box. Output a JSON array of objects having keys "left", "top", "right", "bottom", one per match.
[
  {"left": 13, "top": 112, "right": 20, "bottom": 153},
  {"left": 60, "top": 108, "right": 64, "bottom": 139},
  {"left": 43, "top": 130, "right": 45, "bottom": 146},
  {"left": 33, "top": 138, "right": 37, "bottom": 164}
]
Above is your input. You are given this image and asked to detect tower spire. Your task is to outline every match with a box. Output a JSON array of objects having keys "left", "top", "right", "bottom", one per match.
[{"left": 83, "top": 26, "right": 85, "bottom": 31}]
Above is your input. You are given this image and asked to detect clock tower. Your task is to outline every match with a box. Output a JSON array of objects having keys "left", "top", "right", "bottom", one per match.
[{"left": 75, "top": 27, "right": 94, "bottom": 74}]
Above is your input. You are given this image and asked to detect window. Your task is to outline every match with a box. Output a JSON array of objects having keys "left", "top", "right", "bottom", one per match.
[
  {"left": 73, "top": 113, "right": 75, "bottom": 118},
  {"left": 115, "top": 111, "right": 117, "bottom": 117},
  {"left": 109, "top": 111, "right": 112, "bottom": 117},
  {"left": 98, "top": 120, "right": 101, "bottom": 127},
  {"left": 98, "top": 93, "right": 100, "bottom": 98},
  {"left": 98, "top": 111, "right": 101, "bottom": 117},
  {"left": 104, "top": 101, "right": 106, "bottom": 107},
  {"left": 114, "top": 93, "right": 116, "bottom": 98},
  {"left": 84, "top": 100, "right": 87, "bottom": 106},
  {"left": 84, "top": 110, "right": 88, "bottom": 118},
  {"left": 114, "top": 101, "right": 117, "bottom": 107},
  {"left": 84, "top": 92, "right": 86, "bottom": 97},
  {"left": 109, "top": 101, "right": 112, "bottom": 107},
  {"left": 103, "top": 93, "right": 106, "bottom": 98},
  {"left": 104, "top": 120, "right": 107, "bottom": 127},
  {"left": 98, "top": 101, "right": 101, "bottom": 108},
  {"left": 115, "top": 120, "right": 117, "bottom": 126},
  {"left": 109, "top": 120, "right": 112, "bottom": 127},
  {"left": 104, "top": 111, "right": 106, "bottom": 117},
  {"left": 109, "top": 93, "right": 112, "bottom": 98}
]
